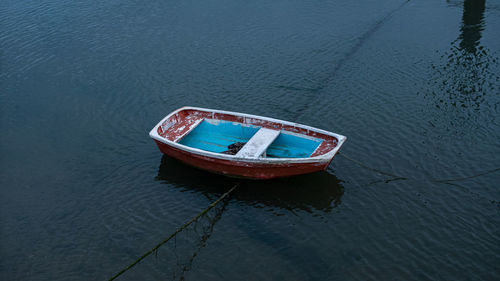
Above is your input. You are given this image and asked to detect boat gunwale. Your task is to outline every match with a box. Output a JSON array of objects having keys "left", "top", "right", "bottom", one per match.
[{"left": 149, "top": 106, "right": 346, "bottom": 164}]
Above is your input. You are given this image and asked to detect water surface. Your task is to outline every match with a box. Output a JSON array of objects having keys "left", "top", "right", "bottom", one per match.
[{"left": 1, "top": 0, "right": 499, "bottom": 280}]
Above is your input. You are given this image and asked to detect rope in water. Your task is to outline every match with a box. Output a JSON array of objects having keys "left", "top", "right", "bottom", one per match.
[
  {"left": 107, "top": 183, "right": 239, "bottom": 281},
  {"left": 433, "top": 167, "right": 500, "bottom": 183},
  {"left": 337, "top": 152, "right": 500, "bottom": 183},
  {"left": 337, "top": 152, "right": 407, "bottom": 180}
]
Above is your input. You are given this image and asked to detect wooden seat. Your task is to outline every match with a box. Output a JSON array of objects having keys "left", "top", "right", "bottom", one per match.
[{"left": 235, "top": 128, "right": 280, "bottom": 158}]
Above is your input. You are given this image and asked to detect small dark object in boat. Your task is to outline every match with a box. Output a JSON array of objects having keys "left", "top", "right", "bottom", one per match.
[{"left": 221, "top": 142, "right": 246, "bottom": 155}]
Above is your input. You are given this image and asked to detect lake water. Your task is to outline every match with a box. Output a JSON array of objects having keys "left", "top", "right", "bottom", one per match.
[{"left": 1, "top": 0, "right": 499, "bottom": 280}]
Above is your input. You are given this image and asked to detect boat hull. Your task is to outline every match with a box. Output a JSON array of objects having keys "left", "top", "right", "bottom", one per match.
[
  {"left": 154, "top": 140, "right": 331, "bottom": 179},
  {"left": 150, "top": 106, "right": 346, "bottom": 179}
]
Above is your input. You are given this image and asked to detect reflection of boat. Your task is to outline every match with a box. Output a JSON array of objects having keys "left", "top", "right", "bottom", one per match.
[
  {"left": 156, "top": 155, "right": 344, "bottom": 212},
  {"left": 149, "top": 107, "right": 346, "bottom": 179}
]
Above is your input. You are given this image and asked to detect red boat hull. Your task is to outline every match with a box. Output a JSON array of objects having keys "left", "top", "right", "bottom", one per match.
[
  {"left": 154, "top": 140, "right": 331, "bottom": 179},
  {"left": 150, "top": 107, "right": 346, "bottom": 179}
]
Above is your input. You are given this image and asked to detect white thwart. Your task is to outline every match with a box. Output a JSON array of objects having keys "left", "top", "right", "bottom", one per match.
[{"left": 236, "top": 128, "right": 280, "bottom": 159}]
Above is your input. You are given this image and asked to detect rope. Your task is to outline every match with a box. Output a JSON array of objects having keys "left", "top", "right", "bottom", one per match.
[
  {"left": 177, "top": 197, "right": 229, "bottom": 280},
  {"left": 338, "top": 151, "right": 499, "bottom": 184},
  {"left": 293, "top": 0, "right": 412, "bottom": 120},
  {"left": 108, "top": 183, "right": 239, "bottom": 281},
  {"left": 433, "top": 167, "right": 500, "bottom": 183},
  {"left": 337, "top": 152, "right": 407, "bottom": 179}
]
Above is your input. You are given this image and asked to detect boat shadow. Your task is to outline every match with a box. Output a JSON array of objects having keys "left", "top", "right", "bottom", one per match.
[{"left": 155, "top": 155, "right": 344, "bottom": 214}]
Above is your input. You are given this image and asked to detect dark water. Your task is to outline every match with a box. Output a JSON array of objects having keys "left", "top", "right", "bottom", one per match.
[{"left": 1, "top": 0, "right": 499, "bottom": 280}]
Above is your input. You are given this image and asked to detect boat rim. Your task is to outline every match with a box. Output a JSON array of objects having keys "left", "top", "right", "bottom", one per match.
[{"left": 149, "top": 106, "right": 347, "bottom": 164}]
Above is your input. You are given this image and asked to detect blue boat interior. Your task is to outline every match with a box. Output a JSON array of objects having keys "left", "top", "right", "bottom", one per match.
[
  {"left": 179, "top": 119, "right": 323, "bottom": 158},
  {"left": 266, "top": 133, "right": 322, "bottom": 158},
  {"left": 179, "top": 120, "right": 259, "bottom": 154}
]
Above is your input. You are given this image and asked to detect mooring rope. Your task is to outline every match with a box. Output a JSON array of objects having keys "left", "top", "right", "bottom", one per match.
[
  {"left": 337, "top": 152, "right": 407, "bottom": 179},
  {"left": 108, "top": 183, "right": 239, "bottom": 281},
  {"left": 338, "top": 151, "right": 499, "bottom": 183},
  {"left": 433, "top": 167, "right": 500, "bottom": 183},
  {"left": 293, "top": 0, "right": 412, "bottom": 121},
  {"left": 176, "top": 197, "right": 229, "bottom": 280}
]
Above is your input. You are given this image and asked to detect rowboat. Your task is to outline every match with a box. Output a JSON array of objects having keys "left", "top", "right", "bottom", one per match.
[{"left": 149, "top": 106, "right": 346, "bottom": 179}]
